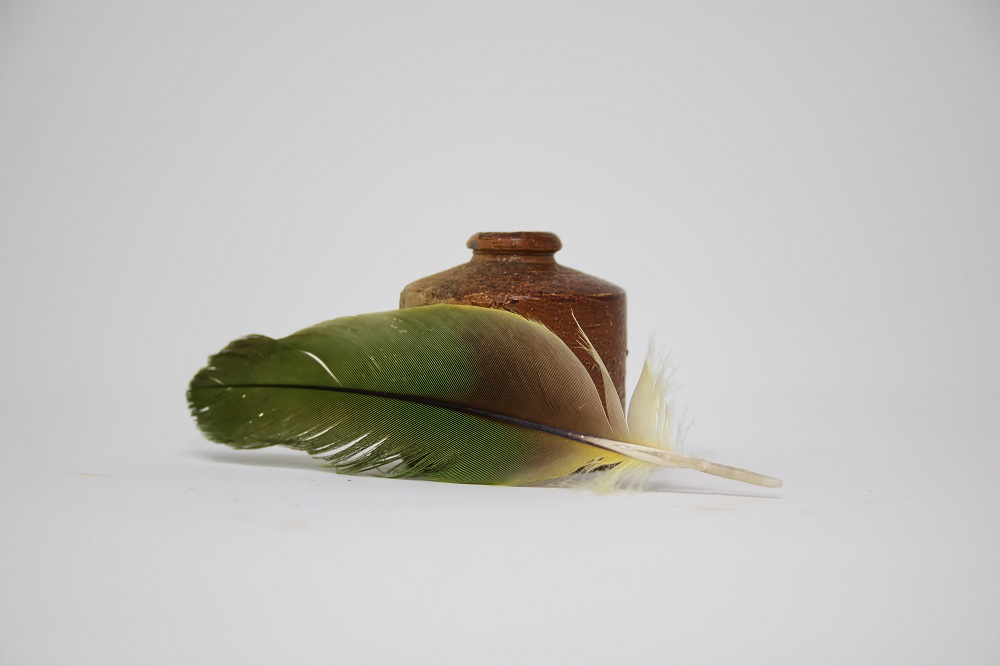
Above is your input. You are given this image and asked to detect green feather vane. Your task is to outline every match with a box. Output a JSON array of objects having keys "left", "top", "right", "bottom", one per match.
[{"left": 188, "top": 304, "right": 780, "bottom": 489}]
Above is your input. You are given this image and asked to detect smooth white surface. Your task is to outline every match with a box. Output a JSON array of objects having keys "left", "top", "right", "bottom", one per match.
[{"left": 1, "top": 1, "right": 998, "bottom": 664}]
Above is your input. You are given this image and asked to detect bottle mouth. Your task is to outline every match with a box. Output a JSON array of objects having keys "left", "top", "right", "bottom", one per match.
[{"left": 467, "top": 231, "right": 562, "bottom": 255}]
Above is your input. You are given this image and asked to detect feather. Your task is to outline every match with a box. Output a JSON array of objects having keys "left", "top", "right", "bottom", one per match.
[{"left": 188, "top": 304, "right": 780, "bottom": 489}]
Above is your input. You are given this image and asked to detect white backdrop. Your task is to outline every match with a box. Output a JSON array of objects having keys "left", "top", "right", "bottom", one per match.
[{"left": 1, "top": 1, "right": 998, "bottom": 664}]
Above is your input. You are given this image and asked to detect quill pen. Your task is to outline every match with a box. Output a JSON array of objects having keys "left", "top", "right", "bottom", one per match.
[{"left": 188, "top": 304, "right": 780, "bottom": 489}]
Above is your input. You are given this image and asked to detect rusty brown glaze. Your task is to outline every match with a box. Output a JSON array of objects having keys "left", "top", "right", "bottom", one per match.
[{"left": 400, "top": 232, "right": 627, "bottom": 407}]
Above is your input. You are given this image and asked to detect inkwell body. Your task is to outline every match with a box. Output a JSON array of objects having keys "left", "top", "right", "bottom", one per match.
[{"left": 400, "top": 232, "right": 627, "bottom": 407}]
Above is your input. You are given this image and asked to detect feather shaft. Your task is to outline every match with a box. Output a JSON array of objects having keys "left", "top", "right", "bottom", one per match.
[
  {"left": 193, "top": 382, "right": 780, "bottom": 487},
  {"left": 577, "top": 436, "right": 782, "bottom": 488}
]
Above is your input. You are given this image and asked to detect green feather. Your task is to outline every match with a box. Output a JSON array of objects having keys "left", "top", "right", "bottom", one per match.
[{"left": 188, "top": 304, "right": 781, "bottom": 488}]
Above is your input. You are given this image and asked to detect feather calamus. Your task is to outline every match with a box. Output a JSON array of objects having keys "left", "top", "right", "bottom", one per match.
[{"left": 188, "top": 305, "right": 781, "bottom": 489}]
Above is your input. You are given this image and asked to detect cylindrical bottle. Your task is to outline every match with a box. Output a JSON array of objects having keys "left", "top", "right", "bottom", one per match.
[{"left": 399, "top": 231, "right": 627, "bottom": 407}]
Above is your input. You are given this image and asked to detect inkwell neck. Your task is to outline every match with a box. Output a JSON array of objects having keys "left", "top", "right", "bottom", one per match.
[{"left": 467, "top": 231, "right": 561, "bottom": 265}]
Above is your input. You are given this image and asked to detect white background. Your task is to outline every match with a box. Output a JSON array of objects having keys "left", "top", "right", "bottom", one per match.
[{"left": 2, "top": 1, "right": 998, "bottom": 664}]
